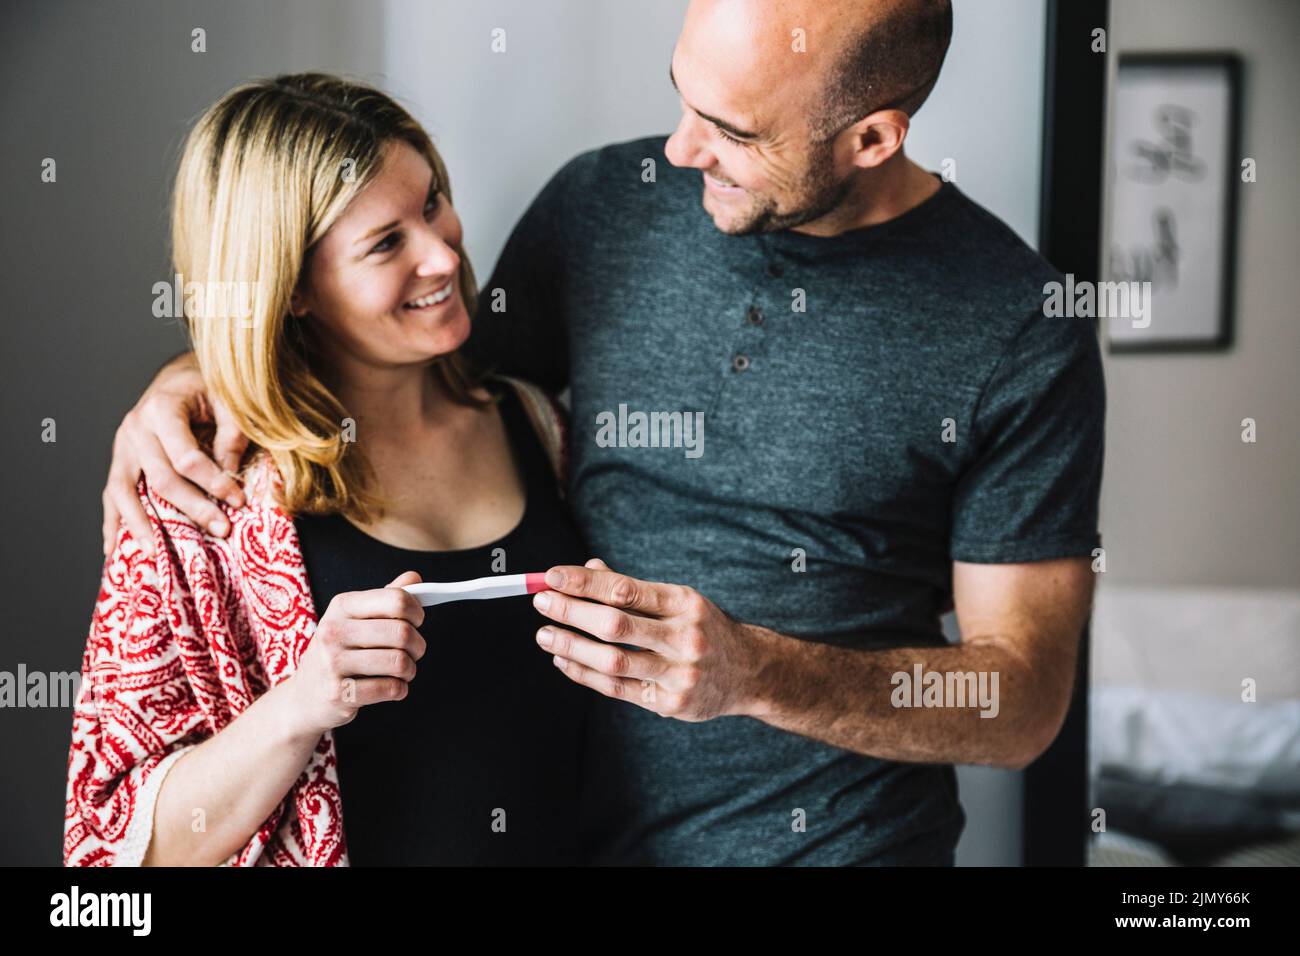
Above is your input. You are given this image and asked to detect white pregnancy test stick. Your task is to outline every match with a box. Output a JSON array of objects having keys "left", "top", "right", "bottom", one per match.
[{"left": 401, "top": 572, "right": 552, "bottom": 607}]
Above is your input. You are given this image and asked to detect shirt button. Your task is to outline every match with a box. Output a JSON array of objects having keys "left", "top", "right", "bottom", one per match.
[
  {"left": 766, "top": 262, "right": 785, "bottom": 278},
  {"left": 732, "top": 354, "right": 751, "bottom": 372},
  {"left": 746, "top": 306, "right": 764, "bottom": 326}
]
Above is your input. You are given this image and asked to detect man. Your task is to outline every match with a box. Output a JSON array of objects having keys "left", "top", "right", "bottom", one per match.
[{"left": 103, "top": 0, "right": 1104, "bottom": 865}]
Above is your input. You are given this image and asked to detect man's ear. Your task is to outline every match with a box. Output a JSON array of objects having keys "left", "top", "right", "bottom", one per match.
[{"left": 844, "top": 109, "right": 910, "bottom": 170}]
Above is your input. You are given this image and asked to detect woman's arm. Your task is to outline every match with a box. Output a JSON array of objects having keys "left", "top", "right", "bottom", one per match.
[
  {"left": 141, "top": 680, "right": 320, "bottom": 867},
  {"left": 142, "top": 571, "right": 428, "bottom": 866}
]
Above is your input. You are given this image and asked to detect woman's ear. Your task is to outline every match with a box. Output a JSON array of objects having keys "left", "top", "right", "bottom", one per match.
[{"left": 289, "top": 287, "right": 309, "bottom": 318}]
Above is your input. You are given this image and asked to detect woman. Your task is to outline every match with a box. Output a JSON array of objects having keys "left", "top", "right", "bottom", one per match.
[{"left": 63, "top": 73, "right": 589, "bottom": 866}]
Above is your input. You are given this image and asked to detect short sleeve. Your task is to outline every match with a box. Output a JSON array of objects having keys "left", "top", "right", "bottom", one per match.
[
  {"left": 464, "top": 156, "right": 585, "bottom": 393},
  {"left": 949, "top": 312, "right": 1106, "bottom": 563}
]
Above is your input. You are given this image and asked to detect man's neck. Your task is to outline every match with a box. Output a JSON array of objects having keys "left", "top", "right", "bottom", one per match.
[{"left": 791, "top": 153, "right": 942, "bottom": 238}]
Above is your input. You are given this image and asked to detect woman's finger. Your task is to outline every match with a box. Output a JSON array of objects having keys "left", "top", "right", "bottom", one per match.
[
  {"left": 386, "top": 570, "right": 422, "bottom": 589},
  {"left": 342, "top": 647, "right": 419, "bottom": 681},
  {"left": 332, "top": 584, "right": 425, "bottom": 628},
  {"left": 342, "top": 675, "right": 410, "bottom": 707}
]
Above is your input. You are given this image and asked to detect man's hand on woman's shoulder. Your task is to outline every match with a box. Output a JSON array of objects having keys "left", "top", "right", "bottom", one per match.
[{"left": 102, "top": 352, "right": 249, "bottom": 556}]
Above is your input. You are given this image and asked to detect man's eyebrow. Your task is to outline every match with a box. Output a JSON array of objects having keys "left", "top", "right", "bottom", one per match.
[{"left": 669, "top": 63, "right": 760, "bottom": 140}]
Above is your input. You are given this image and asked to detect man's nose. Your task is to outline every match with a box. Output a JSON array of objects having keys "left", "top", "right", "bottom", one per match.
[{"left": 665, "top": 111, "right": 712, "bottom": 169}]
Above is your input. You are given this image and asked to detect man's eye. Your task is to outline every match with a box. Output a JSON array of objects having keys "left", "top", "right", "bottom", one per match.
[
  {"left": 370, "top": 232, "right": 400, "bottom": 254},
  {"left": 714, "top": 126, "right": 745, "bottom": 146}
]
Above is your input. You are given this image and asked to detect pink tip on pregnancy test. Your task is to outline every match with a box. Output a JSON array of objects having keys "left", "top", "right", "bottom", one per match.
[{"left": 401, "top": 572, "right": 554, "bottom": 607}]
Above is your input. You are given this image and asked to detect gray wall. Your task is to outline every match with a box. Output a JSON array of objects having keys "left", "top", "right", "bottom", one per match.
[
  {"left": 0, "top": 0, "right": 382, "bottom": 865},
  {"left": 1, "top": 0, "right": 1046, "bottom": 865}
]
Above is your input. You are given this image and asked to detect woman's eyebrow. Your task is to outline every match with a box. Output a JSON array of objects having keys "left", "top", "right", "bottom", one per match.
[
  {"left": 352, "top": 175, "right": 438, "bottom": 246},
  {"left": 669, "top": 63, "right": 760, "bottom": 140},
  {"left": 355, "top": 218, "right": 400, "bottom": 245}
]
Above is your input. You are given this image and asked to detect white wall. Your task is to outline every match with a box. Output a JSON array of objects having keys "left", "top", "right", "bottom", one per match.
[{"left": 381, "top": 0, "right": 689, "bottom": 281}]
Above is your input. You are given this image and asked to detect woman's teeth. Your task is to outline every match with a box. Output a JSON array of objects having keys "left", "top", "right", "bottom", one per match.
[{"left": 403, "top": 284, "right": 453, "bottom": 309}]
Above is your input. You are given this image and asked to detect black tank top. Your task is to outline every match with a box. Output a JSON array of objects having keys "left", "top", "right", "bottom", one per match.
[{"left": 294, "top": 385, "right": 589, "bottom": 865}]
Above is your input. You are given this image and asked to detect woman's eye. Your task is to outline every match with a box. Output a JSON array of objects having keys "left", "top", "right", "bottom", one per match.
[
  {"left": 424, "top": 192, "right": 441, "bottom": 217},
  {"left": 370, "top": 232, "right": 400, "bottom": 255}
]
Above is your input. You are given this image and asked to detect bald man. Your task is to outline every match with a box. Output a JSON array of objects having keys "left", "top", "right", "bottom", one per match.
[{"left": 104, "top": 0, "right": 1104, "bottom": 866}]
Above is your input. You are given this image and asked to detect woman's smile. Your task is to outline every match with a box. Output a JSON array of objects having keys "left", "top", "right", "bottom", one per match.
[{"left": 402, "top": 278, "right": 455, "bottom": 311}]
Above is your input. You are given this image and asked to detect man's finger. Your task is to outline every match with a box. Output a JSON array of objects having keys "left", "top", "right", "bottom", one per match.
[
  {"left": 136, "top": 433, "right": 229, "bottom": 535},
  {"left": 533, "top": 590, "right": 669, "bottom": 650},
  {"left": 155, "top": 411, "right": 244, "bottom": 508},
  {"left": 536, "top": 626, "right": 669, "bottom": 681},
  {"left": 107, "top": 479, "right": 154, "bottom": 557},
  {"left": 549, "top": 655, "right": 662, "bottom": 712},
  {"left": 211, "top": 393, "right": 251, "bottom": 481},
  {"left": 544, "top": 564, "right": 683, "bottom": 618},
  {"left": 101, "top": 493, "right": 121, "bottom": 556}
]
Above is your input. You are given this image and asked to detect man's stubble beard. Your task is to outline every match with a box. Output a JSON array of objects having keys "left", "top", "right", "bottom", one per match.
[{"left": 711, "top": 139, "right": 852, "bottom": 236}]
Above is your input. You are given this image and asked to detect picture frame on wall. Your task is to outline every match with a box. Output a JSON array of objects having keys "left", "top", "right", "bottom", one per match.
[{"left": 1105, "top": 53, "right": 1241, "bottom": 352}]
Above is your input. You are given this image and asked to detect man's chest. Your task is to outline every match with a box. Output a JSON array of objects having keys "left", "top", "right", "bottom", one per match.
[{"left": 562, "top": 273, "right": 989, "bottom": 520}]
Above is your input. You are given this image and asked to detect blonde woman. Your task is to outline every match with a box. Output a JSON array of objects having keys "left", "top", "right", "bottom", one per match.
[{"left": 64, "top": 74, "right": 589, "bottom": 866}]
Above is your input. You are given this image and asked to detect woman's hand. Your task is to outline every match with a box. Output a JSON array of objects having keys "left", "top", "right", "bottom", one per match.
[
  {"left": 102, "top": 351, "right": 250, "bottom": 557},
  {"left": 282, "top": 572, "right": 428, "bottom": 739}
]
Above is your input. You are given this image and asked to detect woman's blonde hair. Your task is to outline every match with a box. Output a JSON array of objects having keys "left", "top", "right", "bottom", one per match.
[{"left": 171, "top": 72, "right": 486, "bottom": 522}]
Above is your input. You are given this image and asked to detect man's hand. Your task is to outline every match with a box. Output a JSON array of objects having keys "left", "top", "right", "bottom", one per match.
[
  {"left": 532, "top": 558, "right": 763, "bottom": 721},
  {"left": 102, "top": 353, "right": 249, "bottom": 556}
]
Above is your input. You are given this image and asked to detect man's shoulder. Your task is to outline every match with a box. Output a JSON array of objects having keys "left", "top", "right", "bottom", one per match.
[
  {"left": 544, "top": 134, "right": 691, "bottom": 203},
  {"left": 939, "top": 184, "right": 1063, "bottom": 291},
  {"left": 556, "top": 135, "right": 671, "bottom": 179},
  {"left": 523, "top": 135, "right": 691, "bottom": 246},
  {"left": 903, "top": 183, "right": 1065, "bottom": 342}
]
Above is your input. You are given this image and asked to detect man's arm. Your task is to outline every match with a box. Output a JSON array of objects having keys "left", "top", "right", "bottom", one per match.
[
  {"left": 101, "top": 351, "right": 247, "bottom": 556},
  {"left": 741, "top": 557, "right": 1094, "bottom": 768},
  {"left": 531, "top": 556, "right": 1095, "bottom": 770}
]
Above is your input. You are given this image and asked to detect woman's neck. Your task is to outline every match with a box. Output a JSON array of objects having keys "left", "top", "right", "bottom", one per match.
[{"left": 332, "top": 359, "right": 450, "bottom": 443}]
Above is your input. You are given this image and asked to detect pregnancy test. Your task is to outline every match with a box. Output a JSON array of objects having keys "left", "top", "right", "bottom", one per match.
[{"left": 401, "top": 572, "right": 552, "bottom": 607}]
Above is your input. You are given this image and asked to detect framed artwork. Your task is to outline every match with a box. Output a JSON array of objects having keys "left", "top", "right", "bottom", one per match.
[{"left": 1105, "top": 53, "right": 1241, "bottom": 352}]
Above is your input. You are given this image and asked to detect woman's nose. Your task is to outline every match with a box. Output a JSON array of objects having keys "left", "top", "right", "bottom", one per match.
[{"left": 412, "top": 224, "right": 460, "bottom": 277}]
